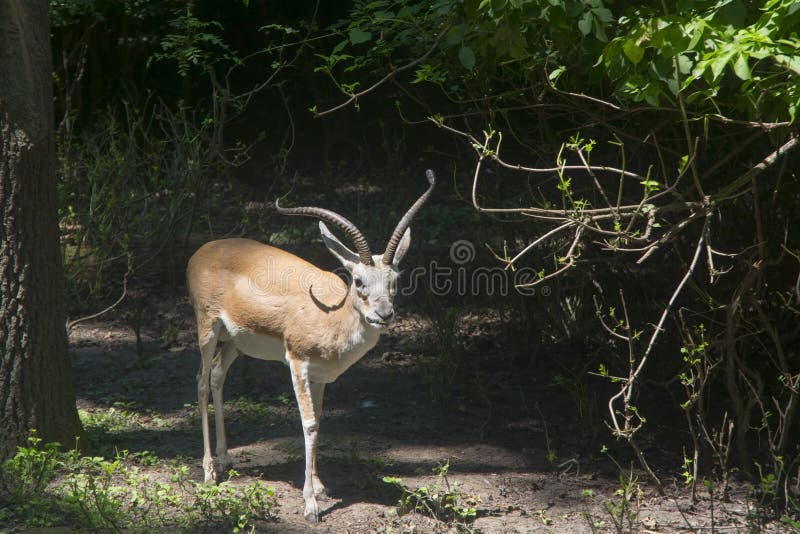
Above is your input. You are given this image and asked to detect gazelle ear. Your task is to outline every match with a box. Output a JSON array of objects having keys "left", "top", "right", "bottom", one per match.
[
  {"left": 320, "top": 221, "right": 360, "bottom": 268},
  {"left": 387, "top": 227, "right": 411, "bottom": 265}
]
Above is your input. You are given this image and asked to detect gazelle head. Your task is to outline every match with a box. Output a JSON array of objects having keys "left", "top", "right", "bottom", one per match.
[{"left": 276, "top": 170, "right": 436, "bottom": 329}]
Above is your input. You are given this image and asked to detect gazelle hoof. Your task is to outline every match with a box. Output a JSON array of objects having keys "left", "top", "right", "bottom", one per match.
[{"left": 304, "top": 497, "right": 320, "bottom": 523}]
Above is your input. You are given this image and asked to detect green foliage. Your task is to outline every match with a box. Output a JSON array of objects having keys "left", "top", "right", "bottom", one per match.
[
  {"left": 317, "top": 0, "right": 615, "bottom": 111},
  {"left": 0, "top": 432, "right": 64, "bottom": 527},
  {"left": 61, "top": 453, "right": 127, "bottom": 530},
  {"left": 320, "top": 0, "right": 799, "bottom": 125},
  {"left": 383, "top": 461, "right": 478, "bottom": 528},
  {"left": 1, "top": 432, "right": 61, "bottom": 503},
  {"left": 0, "top": 432, "right": 276, "bottom": 532},
  {"left": 188, "top": 469, "right": 275, "bottom": 532},
  {"left": 604, "top": 470, "right": 643, "bottom": 532},
  {"left": 151, "top": 5, "right": 241, "bottom": 77},
  {"left": 602, "top": 0, "right": 800, "bottom": 120}
]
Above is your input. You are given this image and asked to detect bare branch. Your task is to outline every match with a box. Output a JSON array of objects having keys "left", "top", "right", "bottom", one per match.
[
  {"left": 714, "top": 134, "right": 799, "bottom": 201},
  {"left": 67, "top": 270, "right": 130, "bottom": 332},
  {"left": 636, "top": 215, "right": 710, "bottom": 381},
  {"left": 504, "top": 221, "right": 577, "bottom": 269}
]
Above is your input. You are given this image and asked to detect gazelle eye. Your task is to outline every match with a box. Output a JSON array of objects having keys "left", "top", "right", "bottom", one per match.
[{"left": 354, "top": 277, "right": 363, "bottom": 288}]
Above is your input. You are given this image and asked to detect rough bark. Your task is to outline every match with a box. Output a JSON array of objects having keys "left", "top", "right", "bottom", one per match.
[{"left": 0, "top": 0, "right": 81, "bottom": 458}]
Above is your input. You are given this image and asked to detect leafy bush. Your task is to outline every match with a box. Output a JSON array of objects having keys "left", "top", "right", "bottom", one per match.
[
  {"left": 0, "top": 432, "right": 276, "bottom": 532},
  {"left": 58, "top": 102, "right": 215, "bottom": 310}
]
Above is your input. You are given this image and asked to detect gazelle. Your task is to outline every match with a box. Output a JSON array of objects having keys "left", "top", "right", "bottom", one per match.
[{"left": 186, "top": 170, "right": 435, "bottom": 522}]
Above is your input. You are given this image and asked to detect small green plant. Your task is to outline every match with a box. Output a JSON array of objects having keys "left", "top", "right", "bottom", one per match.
[
  {"left": 752, "top": 457, "right": 800, "bottom": 527},
  {"left": 60, "top": 452, "right": 127, "bottom": 531},
  {"left": 80, "top": 404, "right": 142, "bottom": 432},
  {"left": 383, "top": 460, "right": 478, "bottom": 530},
  {"left": 186, "top": 469, "right": 275, "bottom": 532},
  {"left": 0, "top": 431, "right": 64, "bottom": 527},
  {"left": 535, "top": 507, "right": 552, "bottom": 526},
  {"left": 1, "top": 431, "right": 61, "bottom": 502},
  {"left": 603, "top": 469, "right": 643, "bottom": 534}
]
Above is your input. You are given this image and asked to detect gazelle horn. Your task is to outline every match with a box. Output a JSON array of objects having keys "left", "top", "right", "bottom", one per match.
[
  {"left": 382, "top": 169, "right": 436, "bottom": 265},
  {"left": 275, "top": 202, "right": 374, "bottom": 265}
]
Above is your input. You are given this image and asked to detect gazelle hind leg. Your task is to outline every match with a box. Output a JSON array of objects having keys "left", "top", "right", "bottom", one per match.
[
  {"left": 210, "top": 342, "right": 240, "bottom": 476},
  {"left": 287, "top": 354, "right": 322, "bottom": 523},
  {"left": 197, "top": 327, "right": 219, "bottom": 484},
  {"left": 310, "top": 381, "right": 327, "bottom": 499}
]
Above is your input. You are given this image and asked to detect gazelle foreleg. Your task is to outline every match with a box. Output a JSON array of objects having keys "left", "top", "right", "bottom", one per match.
[
  {"left": 210, "top": 342, "right": 240, "bottom": 476},
  {"left": 197, "top": 330, "right": 219, "bottom": 484},
  {"left": 310, "top": 381, "right": 327, "bottom": 499},
  {"left": 287, "top": 353, "right": 322, "bottom": 522}
]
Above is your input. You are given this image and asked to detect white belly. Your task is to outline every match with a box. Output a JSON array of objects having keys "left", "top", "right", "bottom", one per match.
[{"left": 229, "top": 331, "right": 287, "bottom": 362}]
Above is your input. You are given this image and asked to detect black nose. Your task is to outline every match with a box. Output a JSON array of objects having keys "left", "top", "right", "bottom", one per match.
[{"left": 376, "top": 309, "right": 395, "bottom": 321}]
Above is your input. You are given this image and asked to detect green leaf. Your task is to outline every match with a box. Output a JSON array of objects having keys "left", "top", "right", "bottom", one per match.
[
  {"left": 776, "top": 54, "right": 800, "bottom": 75},
  {"left": 548, "top": 65, "right": 566, "bottom": 83},
  {"left": 654, "top": 25, "right": 688, "bottom": 58},
  {"left": 458, "top": 45, "right": 476, "bottom": 71},
  {"left": 678, "top": 154, "right": 689, "bottom": 174},
  {"left": 732, "top": 53, "right": 751, "bottom": 80},
  {"left": 677, "top": 53, "right": 693, "bottom": 75},
  {"left": 593, "top": 7, "right": 613, "bottom": 23},
  {"left": 578, "top": 13, "right": 593, "bottom": 36},
  {"left": 623, "top": 39, "right": 644, "bottom": 65},
  {"left": 594, "top": 19, "right": 608, "bottom": 42},
  {"left": 640, "top": 179, "right": 661, "bottom": 191},
  {"left": 348, "top": 28, "right": 372, "bottom": 45},
  {"left": 710, "top": 49, "right": 736, "bottom": 80}
]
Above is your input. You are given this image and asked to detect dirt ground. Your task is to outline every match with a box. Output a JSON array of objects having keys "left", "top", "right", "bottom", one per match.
[{"left": 67, "top": 287, "right": 785, "bottom": 534}]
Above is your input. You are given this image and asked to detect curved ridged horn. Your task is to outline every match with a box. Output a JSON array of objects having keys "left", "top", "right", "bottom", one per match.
[
  {"left": 383, "top": 169, "right": 436, "bottom": 265},
  {"left": 275, "top": 200, "right": 374, "bottom": 265}
]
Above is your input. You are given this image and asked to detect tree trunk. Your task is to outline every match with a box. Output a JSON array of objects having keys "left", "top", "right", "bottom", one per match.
[{"left": 0, "top": 0, "right": 81, "bottom": 459}]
